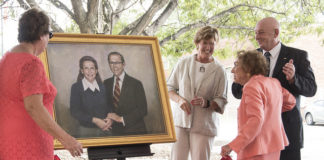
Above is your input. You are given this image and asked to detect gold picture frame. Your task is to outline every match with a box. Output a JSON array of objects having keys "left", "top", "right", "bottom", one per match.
[{"left": 40, "top": 33, "right": 175, "bottom": 149}]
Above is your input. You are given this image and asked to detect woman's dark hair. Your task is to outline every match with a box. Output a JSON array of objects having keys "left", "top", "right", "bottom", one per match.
[
  {"left": 77, "top": 56, "right": 102, "bottom": 83},
  {"left": 18, "top": 8, "right": 50, "bottom": 43},
  {"left": 194, "top": 26, "right": 219, "bottom": 45},
  {"left": 237, "top": 50, "right": 268, "bottom": 76}
]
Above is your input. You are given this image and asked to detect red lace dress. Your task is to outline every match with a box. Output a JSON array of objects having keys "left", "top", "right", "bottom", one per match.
[{"left": 0, "top": 52, "right": 57, "bottom": 160}]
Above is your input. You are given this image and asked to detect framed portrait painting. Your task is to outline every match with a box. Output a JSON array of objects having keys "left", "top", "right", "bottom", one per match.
[{"left": 39, "top": 33, "right": 175, "bottom": 149}]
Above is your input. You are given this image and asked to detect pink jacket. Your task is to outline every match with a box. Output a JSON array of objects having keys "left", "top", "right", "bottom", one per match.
[{"left": 229, "top": 75, "right": 296, "bottom": 159}]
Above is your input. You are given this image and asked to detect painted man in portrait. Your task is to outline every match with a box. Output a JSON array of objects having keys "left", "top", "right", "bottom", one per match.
[{"left": 104, "top": 51, "right": 148, "bottom": 136}]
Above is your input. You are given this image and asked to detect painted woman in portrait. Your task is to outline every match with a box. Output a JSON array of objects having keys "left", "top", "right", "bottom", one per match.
[{"left": 70, "top": 56, "right": 112, "bottom": 137}]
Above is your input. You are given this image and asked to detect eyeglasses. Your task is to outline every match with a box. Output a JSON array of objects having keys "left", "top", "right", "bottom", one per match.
[
  {"left": 49, "top": 32, "right": 53, "bottom": 39},
  {"left": 109, "top": 61, "right": 123, "bottom": 65}
]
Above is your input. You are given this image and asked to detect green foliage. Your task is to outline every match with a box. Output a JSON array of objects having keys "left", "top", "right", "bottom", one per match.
[
  {"left": 113, "top": 20, "right": 128, "bottom": 35},
  {"left": 215, "top": 47, "right": 235, "bottom": 60},
  {"left": 156, "top": 0, "right": 324, "bottom": 58},
  {"left": 178, "top": 0, "right": 202, "bottom": 22},
  {"left": 315, "top": 25, "right": 324, "bottom": 36},
  {"left": 64, "top": 21, "right": 80, "bottom": 33},
  {"left": 160, "top": 31, "right": 196, "bottom": 57}
]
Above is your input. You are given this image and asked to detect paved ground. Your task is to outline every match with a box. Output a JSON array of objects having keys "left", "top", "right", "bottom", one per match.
[{"left": 301, "top": 123, "right": 324, "bottom": 159}]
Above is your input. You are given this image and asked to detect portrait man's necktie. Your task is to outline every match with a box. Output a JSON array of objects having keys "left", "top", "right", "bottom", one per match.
[
  {"left": 113, "top": 77, "right": 120, "bottom": 108},
  {"left": 264, "top": 52, "right": 271, "bottom": 77}
]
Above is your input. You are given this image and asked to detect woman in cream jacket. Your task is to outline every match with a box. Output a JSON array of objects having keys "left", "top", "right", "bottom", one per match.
[{"left": 167, "top": 26, "right": 228, "bottom": 160}]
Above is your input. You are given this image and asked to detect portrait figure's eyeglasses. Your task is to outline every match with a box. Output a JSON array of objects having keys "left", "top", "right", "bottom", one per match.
[{"left": 109, "top": 62, "right": 123, "bottom": 65}]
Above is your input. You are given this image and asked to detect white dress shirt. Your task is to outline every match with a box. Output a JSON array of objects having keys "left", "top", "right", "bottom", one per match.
[{"left": 262, "top": 42, "right": 281, "bottom": 77}]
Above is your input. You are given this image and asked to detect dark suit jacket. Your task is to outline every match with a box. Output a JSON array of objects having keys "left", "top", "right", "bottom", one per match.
[
  {"left": 232, "top": 44, "right": 317, "bottom": 150},
  {"left": 104, "top": 73, "right": 148, "bottom": 136},
  {"left": 70, "top": 81, "right": 111, "bottom": 128}
]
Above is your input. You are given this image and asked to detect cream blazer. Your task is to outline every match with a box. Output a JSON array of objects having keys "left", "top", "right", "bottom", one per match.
[
  {"left": 229, "top": 75, "right": 296, "bottom": 159},
  {"left": 167, "top": 53, "right": 228, "bottom": 136}
]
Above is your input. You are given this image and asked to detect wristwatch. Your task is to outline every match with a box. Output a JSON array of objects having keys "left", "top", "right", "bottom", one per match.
[{"left": 205, "top": 100, "right": 210, "bottom": 108}]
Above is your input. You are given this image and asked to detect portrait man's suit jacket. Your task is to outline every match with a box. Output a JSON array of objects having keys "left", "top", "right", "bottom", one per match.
[
  {"left": 104, "top": 73, "right": 148, "bottom": 136},
  {"left": 232, "top": 44, "right": 317, "bottom": 150}
]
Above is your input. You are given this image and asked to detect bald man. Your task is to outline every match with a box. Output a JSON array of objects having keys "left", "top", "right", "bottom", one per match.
[{"left": 231, "top": 17, "right": 317, "bottom": 160}]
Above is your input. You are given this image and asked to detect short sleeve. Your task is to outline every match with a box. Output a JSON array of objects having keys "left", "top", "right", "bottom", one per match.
[{"left": 20, "top": 59, "right": 49, "bottom": 98}]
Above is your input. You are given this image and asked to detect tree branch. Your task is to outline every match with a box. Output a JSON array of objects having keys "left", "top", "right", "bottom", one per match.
[
  {"left": 206, "top": 3, "right": 285, "bottom": 24},
  {"left": 159, "top": 3, "right": 285, "bottom": 46},
  {"left": 119, "top": 18, "right": 140, "bottom": 35},
  {"left": 17, "top": 0, "right": 64, "bottom": 32},
  {"left": 145, "top": 0, "right": 178, "bottom": 36},
  {"left": 17, "top": 0, "right": 30, "bottom": 10},
  {"left": 87, "top": 0, "right": 99, "bottom": 33},
  {"left": 245, "top": 4, "right": 286, "bottom": 15},
  {"left": 319, "top": 0, "right": 324, "bottom": 13},
  {"left": 110, "top": 0, "right": 132, "bottom": 33},
  {"left": 71, "top": 0, "right": 86, "bottom": 25},
  {"left": 113, "top": 0, "right": 132, "bottom": 15},
  {"left": 102, "top": 1, "right": 112, "bottom": 34},
  {"left": 159, "top": 23, "right": 204, "bottom": 46},
  {"left": 129, "top": 0, "right": 169, "bottom": 35},
  {"left": 25, "top": 0, "right": 39, "bottom": 8},
  {"left": 48, "top": 0, "right": 75, "bottom": 21},
  {"left": 0, "top": 0, "right": 10, "bottom": 7},
  {"left": 217, "top": 25, "right": 253, "bottom": 30},
  {"left": 88, "top": 0, "right": 99, "bottom": 20},
  {"left": 118, "top": 0, "right": 146, "bottom": 35}
]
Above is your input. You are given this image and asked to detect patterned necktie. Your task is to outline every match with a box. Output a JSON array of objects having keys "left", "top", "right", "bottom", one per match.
[
  {"left": 264, "top": 52, "right": 271, "bottom": 77},
  {"left": 113, "top": 77, "right": 120, "bottom": 108}
]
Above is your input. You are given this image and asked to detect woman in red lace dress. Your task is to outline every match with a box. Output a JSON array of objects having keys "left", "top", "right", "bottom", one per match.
[{"left": 0, "top": 8, "right": 83, "bottom": 159}]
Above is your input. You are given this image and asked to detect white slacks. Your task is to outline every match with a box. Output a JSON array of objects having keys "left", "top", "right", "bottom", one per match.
[{"left": 171, "top": 126, "right": 215, "bottom": 160}]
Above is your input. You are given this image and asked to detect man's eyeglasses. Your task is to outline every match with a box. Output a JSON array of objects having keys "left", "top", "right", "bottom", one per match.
[
  {"left": 49, "top": 32, "right": 53, "bottom": 39},
  {"left": 109, "top": 61, "right": 123, "bottom": 65}
]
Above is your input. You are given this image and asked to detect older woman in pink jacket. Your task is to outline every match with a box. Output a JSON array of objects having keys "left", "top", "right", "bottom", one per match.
[{"left": 221, "top": 50, "right": 296, "bottom": 160}]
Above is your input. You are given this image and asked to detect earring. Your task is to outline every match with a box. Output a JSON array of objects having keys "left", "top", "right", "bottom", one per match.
[{"left": 247, "top": 73, "right": 251, "bottom": 78}]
